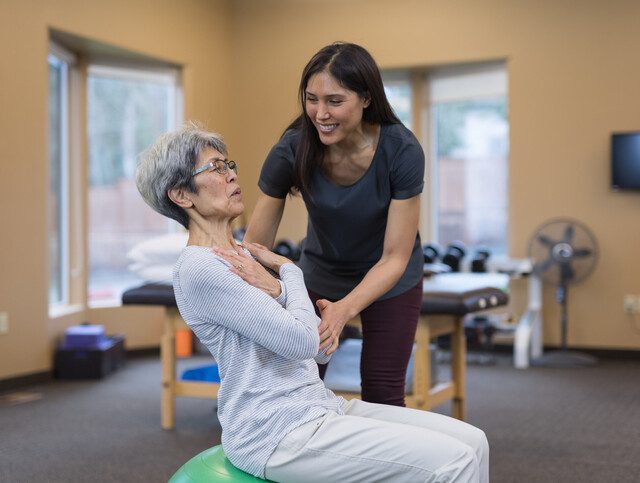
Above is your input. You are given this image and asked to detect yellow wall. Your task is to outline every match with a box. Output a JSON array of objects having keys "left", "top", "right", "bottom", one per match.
[
  {"left": 229, "top": 0, "right": 640, "bottom": 352},
  {"left": 1, "top": 0, "right": 640, "bottom": 380},
  {"left": 0, "top": 0, "right": 234, "bottom": 379}
]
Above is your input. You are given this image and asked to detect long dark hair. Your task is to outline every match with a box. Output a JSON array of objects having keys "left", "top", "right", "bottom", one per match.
[{"left": 287, "top": 42, "right": 401, "bottom": 194}]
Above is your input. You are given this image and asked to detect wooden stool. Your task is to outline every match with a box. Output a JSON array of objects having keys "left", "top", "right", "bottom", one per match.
[
  {"left": 122, "top": 284, "right": 219, "bottom": 430},
  {"left": 161, "top": 307, "right": 218, "bottom": 429},
  {"left": 335, "top": 279, "right": 509, "bottom": 421},
  {"left": 332, "top": 312, "right": 468, "bottom": 419}
]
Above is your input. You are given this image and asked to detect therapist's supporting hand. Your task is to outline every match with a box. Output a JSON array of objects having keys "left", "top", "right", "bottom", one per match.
[
  {"left": 242, "top": 242, "right": 291, "bottom": 273},
  {"left": 316, "top": 299, "right": 353, "bottom": 355},
  {"left": 212, "top": 246, "right": 284, "bottom": 299}
]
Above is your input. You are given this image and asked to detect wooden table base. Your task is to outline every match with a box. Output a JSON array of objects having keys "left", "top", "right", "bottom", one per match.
[
  {"left": 161, "top": 308, "right": 219, "bottom": 430},
  {"left": 160, "top": 309, "right": 466, "bottom": 429},
  {"left": 335, "top": 313, "right": 466, "bottom": 420}
]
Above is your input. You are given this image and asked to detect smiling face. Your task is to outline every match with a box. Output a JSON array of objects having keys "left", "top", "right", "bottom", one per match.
[
  {"left": 304, "top": 71, "right": 370, "bottom": 147},
  {"left": 189, "top": 146, "right": 244, "bottom": 221}
]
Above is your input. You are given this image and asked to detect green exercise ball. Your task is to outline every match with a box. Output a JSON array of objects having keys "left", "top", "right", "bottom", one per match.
[{"left": 169, "top": 445, "right": 271, "bottom": 482}]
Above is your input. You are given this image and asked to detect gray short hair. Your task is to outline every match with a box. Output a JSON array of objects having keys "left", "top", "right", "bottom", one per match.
[{"left": 136, "top": 122, "right": 228, "bottom": 229}]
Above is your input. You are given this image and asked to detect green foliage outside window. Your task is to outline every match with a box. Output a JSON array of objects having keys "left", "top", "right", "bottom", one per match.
[
  {"left": 435, "top": 98, "right": 507, "bottom": 157},
  {"left": 88, "top": 76, "right": 171, "bottom": 186}
]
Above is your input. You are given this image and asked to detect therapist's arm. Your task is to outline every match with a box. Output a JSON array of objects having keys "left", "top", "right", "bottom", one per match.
[
  {"left": 244, "top": 193, "right": 286, "bottom": 249},
  {"left": 317, "top": 195, "right": 421, "bottom": 354}
]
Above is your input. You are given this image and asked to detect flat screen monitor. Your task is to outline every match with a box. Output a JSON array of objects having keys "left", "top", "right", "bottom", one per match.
[{"left": 611, "top": 132, "right": 640, "bottom": 191}]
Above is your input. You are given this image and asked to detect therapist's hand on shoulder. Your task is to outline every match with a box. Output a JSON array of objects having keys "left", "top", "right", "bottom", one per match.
[
  {"left": 242, "top": 242, "right": 291, "bottom": 273},
  {"left": 316, "top": 299, "right": 353, "bottom": 355},
  {"left": 212, "top": 244, "right": 289, "bottom": 299}
]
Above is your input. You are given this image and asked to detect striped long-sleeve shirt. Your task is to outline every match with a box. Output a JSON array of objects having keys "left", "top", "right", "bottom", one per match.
[{"left": 173, "top": 246, "right": 346, "bottom": 478}]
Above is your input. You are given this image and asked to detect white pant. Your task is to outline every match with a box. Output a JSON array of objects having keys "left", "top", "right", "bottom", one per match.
[{"left": 265, "top": 399, "right": 489, "bottom": 483}]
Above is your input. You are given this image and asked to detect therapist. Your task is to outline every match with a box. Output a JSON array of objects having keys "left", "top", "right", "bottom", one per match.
[{"left": 245, "top": 42, "right": 425, "bottom": 407}]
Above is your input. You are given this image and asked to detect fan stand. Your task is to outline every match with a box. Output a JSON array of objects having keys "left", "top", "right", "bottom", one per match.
[{"left": 531, "top": 283, "right": 597, "bottom": 368}]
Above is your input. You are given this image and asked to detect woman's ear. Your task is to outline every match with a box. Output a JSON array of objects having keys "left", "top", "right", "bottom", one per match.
[
  {"left": 168, "top": 187, "right": 193, "bottom": 209},
  {"left": 362, "top": 92, "right": 371, "bottom": 108}
]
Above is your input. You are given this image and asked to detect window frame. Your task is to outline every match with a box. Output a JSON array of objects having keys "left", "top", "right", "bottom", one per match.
[
  {"left": 47, "top": 39, "right": 184, "bottom": 314},
  {"left": 47, "top": 42, "right": 75, "bottom": 314}
]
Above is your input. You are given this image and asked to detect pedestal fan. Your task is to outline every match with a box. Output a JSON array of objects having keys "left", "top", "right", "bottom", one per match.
[{"left": 528, "top": 218, "right": 598, "bottom": 367}]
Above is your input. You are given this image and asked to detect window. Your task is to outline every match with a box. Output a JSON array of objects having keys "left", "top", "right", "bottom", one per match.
[
  {"left": 48, "top": 44, "right": 73, "bottom": 307},
  {"left": 87, "top": 65, "right": 181, "bottom": 305},
  {"left": 430, "top": 64, "right": 509, "bottom": 254},
  {"left": 383, "top": 63, "right": 509, "bottom": 255}
]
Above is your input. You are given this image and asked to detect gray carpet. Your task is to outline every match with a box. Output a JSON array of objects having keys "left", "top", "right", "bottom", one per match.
[{"left": 1, "top": 353, "right": 639, "bottom": 482}]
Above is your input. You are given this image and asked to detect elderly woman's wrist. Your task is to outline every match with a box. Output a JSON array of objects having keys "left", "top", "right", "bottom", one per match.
[
  {"left": 270, "top": 279, "right": 282, "bottom": 298},
  {"left": 277, "top": 261, "right": 296, "bottom": 275},
  {"left": 271, "top": 260, "right": 288, "bottom": 272}
]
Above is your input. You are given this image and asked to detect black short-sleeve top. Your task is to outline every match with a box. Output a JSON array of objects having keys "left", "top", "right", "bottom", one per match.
[{"left": 258, "top": 123, "right": 425, "bottom": 301}]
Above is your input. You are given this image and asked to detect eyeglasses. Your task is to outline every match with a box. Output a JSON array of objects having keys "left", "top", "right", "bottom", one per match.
[{"left": 192, "top": 158, "right": 238, "bottom": 177}]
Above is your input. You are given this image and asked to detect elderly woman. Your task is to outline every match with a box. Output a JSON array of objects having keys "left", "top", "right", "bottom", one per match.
[{"left": 136, "top": 123, "right": 489, "bottom": 483}]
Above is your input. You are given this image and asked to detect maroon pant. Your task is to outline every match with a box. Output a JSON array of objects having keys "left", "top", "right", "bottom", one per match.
[{"left": 308, "top": 281, "right": 423, "bottom": 407}]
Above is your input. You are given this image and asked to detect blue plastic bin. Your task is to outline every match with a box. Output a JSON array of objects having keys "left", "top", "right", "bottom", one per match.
[{"left": 181, "top": 364, "right": 220, "bottom": 383}]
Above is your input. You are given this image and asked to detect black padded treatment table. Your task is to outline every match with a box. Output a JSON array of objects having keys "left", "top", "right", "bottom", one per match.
[{"left": 123, "top": 273, "right": 508, "bottom": 427}]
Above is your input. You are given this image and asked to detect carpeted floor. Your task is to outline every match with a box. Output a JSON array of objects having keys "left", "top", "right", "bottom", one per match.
[{"left": 1, "top": 352, "right": 639, "bottom": 482}]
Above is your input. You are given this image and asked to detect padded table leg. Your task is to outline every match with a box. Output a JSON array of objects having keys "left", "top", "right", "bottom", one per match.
[
  {"left": 412, "top": 319, "right": 430, "bottom": 410},
  {"left": 451, "top": 317, "right": 466, "bottom": 420},
  {"left": 161, "top": 309, "right": 177, "bottom": 430},
  {"left": 336, "top": 314, "right": 467, "bottom": 419},
  {"left": 161, "top": 307, "right": 220, "bottom": 430},
  {"left": 121, "top": 284, "right": 222, "bottom": 430},
  {"left": 419, "top": 314, "right": 465, "bottom": 420}
]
